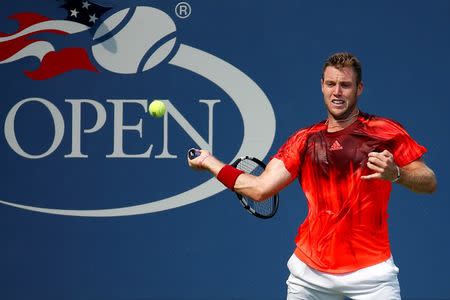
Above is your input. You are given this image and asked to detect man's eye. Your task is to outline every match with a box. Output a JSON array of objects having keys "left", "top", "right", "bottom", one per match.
[{"left": 326, "top": 82, "right": 334, "bottom": 87}]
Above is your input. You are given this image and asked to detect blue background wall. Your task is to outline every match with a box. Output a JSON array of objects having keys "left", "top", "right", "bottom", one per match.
[{"left": 1, "top": 0, "right": 449, "bottom": 299}]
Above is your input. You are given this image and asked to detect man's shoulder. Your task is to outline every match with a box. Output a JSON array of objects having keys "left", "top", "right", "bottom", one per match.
[
  {"left": 294, "top": 120, "right": 327, "bottom": 136},
  {"left": 360, "top": 112, "right": 405, "bottom": 129},
  {"left": 359, "top": 112, "right": 408, "bottom": 135},
  {"left": 282, "top": 121, "right": 326, "bottom": 146}
]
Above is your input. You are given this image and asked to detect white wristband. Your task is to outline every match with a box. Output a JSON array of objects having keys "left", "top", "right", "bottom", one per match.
[{"left": 392, "top": 165, "right": 401, "bottom": 183}]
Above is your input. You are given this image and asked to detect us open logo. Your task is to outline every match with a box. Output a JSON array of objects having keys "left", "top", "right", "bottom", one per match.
[{"left": 0, "top": 4, "right": 275, "bottom": 217}]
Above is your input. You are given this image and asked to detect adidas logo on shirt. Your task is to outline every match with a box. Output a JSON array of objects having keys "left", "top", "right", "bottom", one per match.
[{"left": 330, "top": 140, "right": 343, "bottom": 151}]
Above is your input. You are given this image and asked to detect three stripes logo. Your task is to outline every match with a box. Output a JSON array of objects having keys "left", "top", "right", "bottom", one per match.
[{"left": 330, "top": 140, "right": 343, "bottom": 151}]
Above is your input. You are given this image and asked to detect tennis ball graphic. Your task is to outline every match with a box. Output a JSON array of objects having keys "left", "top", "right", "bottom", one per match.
[
  {"left": 148, "top": 100, "right": 166, "bottom": 118},
  {"left": 92, "top": 6, "right": 177, "bottom": 74}
]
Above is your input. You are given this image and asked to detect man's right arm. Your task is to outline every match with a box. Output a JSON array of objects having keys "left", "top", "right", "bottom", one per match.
[{"left": 188, "top": 151, "right": 293, "bottom": 201}]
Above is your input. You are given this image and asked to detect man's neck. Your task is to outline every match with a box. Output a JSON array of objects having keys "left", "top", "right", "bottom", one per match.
[{"left": 326, "top": 109, "right": 360, "bottom": 133}]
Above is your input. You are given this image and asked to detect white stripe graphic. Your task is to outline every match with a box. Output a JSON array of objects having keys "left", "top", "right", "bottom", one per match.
[
  {"left": 0, "top": 41, "right": 54, "bottom": 63},
  {"left": 0, "top": 20, "right": 89, "bottom": 43}
]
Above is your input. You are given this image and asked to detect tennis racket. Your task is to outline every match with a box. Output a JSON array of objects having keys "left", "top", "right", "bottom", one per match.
[{"left": 188, "top": 149, "right": 279, "bottom": 219}]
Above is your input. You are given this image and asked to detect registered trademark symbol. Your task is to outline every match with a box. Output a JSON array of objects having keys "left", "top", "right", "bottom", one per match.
[{"left": 175, "top": 2, "right": 191, "bottom": 19}]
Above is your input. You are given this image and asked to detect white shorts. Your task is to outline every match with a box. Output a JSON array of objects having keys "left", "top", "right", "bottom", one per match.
[{"left": 286, "top": 254, "right": 401, "bottom": 300}]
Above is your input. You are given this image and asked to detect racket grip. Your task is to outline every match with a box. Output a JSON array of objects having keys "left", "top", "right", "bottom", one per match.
[{"left": 188, "top": 148, "right": 201, "bottom": 160}]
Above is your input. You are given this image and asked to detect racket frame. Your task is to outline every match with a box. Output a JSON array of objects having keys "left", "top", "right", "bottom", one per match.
[{"left": 231, "top": 156, "right": 279, "bottom": 219}]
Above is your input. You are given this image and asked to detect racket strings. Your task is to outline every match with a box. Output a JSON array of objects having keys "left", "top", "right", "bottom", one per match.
[
  {"left": 236, "top": 159, "right": 277, "bottom": 217},
  {"left": 236, "top": 159, "right": 264, "bottom": 175}
]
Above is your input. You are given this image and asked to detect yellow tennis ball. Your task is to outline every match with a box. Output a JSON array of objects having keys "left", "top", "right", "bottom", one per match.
[{"left": 148, "top": 100, "right": 166, "bottom": 118}]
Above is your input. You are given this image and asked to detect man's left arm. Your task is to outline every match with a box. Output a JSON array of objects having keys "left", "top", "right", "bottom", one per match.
[
  {"left": 396, "top": 159, "right": 437, "bottom": 193},
  {"left": 361, "top": 150, "right": 437, "bottom": 194}
]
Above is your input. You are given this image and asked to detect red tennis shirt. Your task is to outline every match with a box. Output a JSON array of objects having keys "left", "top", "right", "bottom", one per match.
[{"left": 274, "top": 112, "right": 426, "bottom": 274}]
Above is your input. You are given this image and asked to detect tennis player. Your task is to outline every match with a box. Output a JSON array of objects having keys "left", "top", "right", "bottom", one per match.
[{"left": 188, "top": 52, "right": 437, "bottom": 299}]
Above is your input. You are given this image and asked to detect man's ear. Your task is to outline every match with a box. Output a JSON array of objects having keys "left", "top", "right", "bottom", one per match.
[{"left": 357, "top": 81, "right": 364, "bottom": 97}]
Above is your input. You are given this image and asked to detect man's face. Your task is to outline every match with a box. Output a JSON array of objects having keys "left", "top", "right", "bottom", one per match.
[{"left": 321, "top": 66, "right": 363, "bottom": 120}]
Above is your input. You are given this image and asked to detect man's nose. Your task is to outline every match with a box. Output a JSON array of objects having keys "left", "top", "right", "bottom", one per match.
[{"left": 333, "top": 84, "right": 342, "bottom": 96}]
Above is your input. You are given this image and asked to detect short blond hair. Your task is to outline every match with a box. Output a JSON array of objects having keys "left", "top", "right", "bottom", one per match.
[{"left": 322, "top": 52, "right": 362, "bottom": 84}]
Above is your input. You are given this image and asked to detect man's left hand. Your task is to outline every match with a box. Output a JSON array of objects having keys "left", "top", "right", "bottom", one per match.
[{"left": 361, "top": 150, "right": 399, "bottom": 181}]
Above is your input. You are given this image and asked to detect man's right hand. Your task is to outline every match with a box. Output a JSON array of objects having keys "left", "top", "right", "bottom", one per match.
[{"left": 187, "top": 149, "right": 211, "bottom": 170}]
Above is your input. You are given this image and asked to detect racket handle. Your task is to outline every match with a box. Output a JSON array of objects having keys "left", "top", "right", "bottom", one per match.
[{"left": 188, "top": 148, "right": 201, "bottom": 160}]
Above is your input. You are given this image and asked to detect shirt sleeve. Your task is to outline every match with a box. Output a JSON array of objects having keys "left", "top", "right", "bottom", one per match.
[
  {"left": 383, "top": 119, "right": 427, "bottom": 167},
  {"left": 272, "top": 128, "right": 310, "bottom": 179}
]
